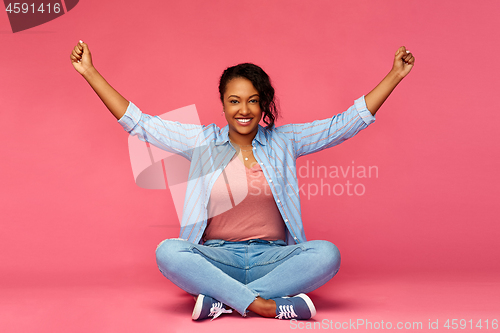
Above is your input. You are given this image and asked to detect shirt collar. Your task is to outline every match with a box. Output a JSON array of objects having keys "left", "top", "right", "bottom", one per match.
[{"left": 215, "top": 124, "right": 267, "bottom": 146}]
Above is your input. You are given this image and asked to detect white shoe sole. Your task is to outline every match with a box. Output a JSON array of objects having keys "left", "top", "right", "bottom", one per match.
[
  {"left": 295, "top": 293, "right": 317, "bottom": 318},
  {"left": 192, "top": 294, "right": 205, "bottom": 320}
]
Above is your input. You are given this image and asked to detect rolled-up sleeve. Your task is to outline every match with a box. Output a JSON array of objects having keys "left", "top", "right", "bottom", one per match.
[
  {"left": 354, "top": 95, "right": 376, "bottom": 126},
  {"left": 117, "top": 101, "right": 143, "bottom": 133}
]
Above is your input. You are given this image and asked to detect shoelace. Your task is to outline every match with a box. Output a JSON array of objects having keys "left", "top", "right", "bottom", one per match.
[
  {"left": 209, "top": 302, "right": 233, "bottom": 321},
  {"left": 275, "top": 304, "right": 298, "bottom": 319}
]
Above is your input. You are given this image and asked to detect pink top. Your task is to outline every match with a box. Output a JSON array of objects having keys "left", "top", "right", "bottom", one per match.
[{"left": 203, "top": 155, "right": 286, "bottom": 242}]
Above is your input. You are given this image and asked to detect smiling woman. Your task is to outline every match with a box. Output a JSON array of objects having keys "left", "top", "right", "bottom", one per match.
[
  {"left": 218, "top": 63, "right": 280, "bottom": 169},
  {"left": 70, "top": 40, "right": 415, "bottom": 322},
  {"left": 223, "top": 77, "right": 262, "bottom": 142},
  {"left": 219, "top": 63, "right": 278, "bottom": 129}
]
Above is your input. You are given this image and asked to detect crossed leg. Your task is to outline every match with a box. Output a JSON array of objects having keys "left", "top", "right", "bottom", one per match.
[{"left": 155, "top": 238, "right": 340, "bottom": 317}]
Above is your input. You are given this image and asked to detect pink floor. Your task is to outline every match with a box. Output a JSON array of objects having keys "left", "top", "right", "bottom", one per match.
[{"left": 2, "top": 269, "right": 498, "bottom": 333}]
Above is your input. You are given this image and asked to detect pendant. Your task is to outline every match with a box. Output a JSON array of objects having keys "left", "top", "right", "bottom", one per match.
[{"left": 245, "top": 157, "right": 249, "bottom": 161}]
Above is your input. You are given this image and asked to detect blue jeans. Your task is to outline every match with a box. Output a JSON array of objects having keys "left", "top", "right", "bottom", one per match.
[{"left": 155, "top": 238, "right": 341, "bottom": 316}]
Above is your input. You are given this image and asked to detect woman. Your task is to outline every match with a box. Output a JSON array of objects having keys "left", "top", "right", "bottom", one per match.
[{"left": 70, "top": 41, "right": 415, "bottom": 321}]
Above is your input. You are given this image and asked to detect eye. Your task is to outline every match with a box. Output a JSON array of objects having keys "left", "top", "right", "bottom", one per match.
[
  {"left": 230, "top": 100, "right": 239, "bottom": 104},
  {"left": 250, "top": 99, "right": 259, "bottom": 103}
]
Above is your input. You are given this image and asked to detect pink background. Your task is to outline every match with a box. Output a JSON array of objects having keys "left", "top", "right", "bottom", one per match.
[{"left": 1, "top": 0, "right": 499, "bottom": 332}]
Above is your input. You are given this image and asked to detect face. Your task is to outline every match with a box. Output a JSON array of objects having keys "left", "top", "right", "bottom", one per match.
[{"left": 223, "top": 77, "right": 262, "bottom": 144}]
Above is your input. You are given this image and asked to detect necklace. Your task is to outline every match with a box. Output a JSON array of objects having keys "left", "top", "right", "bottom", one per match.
[
  {"left": 231, "top": 143, "right": 254, "bottom": 161},
  {"left": 229, "top": 137, "right": 254, "bottom": 160},
  {"left": 231, "top": 141, "right": 253, "bottom": 161},
  {"left": 238, "top": 147, "right": 254, "bottom": 160}
]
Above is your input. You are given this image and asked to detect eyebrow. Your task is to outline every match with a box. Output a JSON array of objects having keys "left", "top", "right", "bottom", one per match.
[{"left": 227, "top": 94, "right": 260, "bottom": 99}]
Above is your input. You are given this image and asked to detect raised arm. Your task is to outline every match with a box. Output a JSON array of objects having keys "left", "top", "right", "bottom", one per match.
[
  {"left": 364, "top": 46, "right": 415, "bottom": 116},
  {"left": 70, "top": 40, "right": 128, "bottom": 120}
]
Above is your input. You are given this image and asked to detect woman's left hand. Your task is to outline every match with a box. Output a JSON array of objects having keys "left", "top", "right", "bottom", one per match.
[{"left": 391, "top": 46, "right": 415, "bottom": 79}]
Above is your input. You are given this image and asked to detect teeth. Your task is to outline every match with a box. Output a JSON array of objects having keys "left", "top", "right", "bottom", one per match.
[{"left": 237, "top": 119, "right": 251, "bottom": 123}]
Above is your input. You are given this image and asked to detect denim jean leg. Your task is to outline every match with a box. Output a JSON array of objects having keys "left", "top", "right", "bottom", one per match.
[
  {"left": 245, "top": 240, "right": 341, "bottom": 299},
  {"left": 155, "top": 239, "right": 259, "bottom": 316}
]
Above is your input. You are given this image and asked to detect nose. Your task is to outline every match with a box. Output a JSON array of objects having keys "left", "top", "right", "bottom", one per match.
[{"left": 239, "top": 103, "right": 250, "bottom": 116}]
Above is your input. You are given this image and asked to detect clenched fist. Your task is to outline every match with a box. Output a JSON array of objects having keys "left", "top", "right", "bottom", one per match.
[
  {"left": 70, "top": 40, "right": 94, "bottom": 76},
  {"left": 391, "top": 46, "right": 415, "bottom": 79}
]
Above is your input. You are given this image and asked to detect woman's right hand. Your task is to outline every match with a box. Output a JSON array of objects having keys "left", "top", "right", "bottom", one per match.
[{"left": 70, "top": 40, "right": 94, "bottom": 76}]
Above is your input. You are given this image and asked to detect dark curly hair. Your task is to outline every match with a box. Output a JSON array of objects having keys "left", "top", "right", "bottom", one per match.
[{"left": 218, "top": 63, "right": 279, "bottom": 130}]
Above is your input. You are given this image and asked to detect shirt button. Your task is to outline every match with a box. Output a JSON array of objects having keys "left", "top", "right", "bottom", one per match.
[
  {"left": 284, "top": 219, "right": 288, "bottom": 222},
  {"left": 269, "top": 179, "right": 273, "bottom": 183},
  {"left": 253, "top": 147, "right": 256, "bottom": 150},
  {"left": 294, "top": 237, "right": 298, "bottom": 241},
  {"left": 277, "top": 199, "right": 280, "bottom": 203}
]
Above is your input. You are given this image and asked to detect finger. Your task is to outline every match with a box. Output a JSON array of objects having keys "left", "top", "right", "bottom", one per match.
[
  {"left": 72, "top": 49, "right": 81, "bottom": 59},
  {"left": 402, "top": 49, "right": 413, "bottom": 59},
  {"left": 404, "top": 52, "right": 414, "bottom": 62},
  {"left": 75, "top": 40, "right": 86, "bottom": 55},
  {"left": 395, "top": 49, "right": 405, "bottom": 61},
  {"left": 79, "top": 40, "right": 90, "bottom": 54},
  {"left": 396, "top": 46, "right": 406, "bottom": 55},
  {"left": 74, "top": 46, "right": 83, "bottom": 57},
  {"left": 403, "top": 56, "right": 414, "bottom": 66}
]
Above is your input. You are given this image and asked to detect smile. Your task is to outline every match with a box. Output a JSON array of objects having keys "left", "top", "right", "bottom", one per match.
[{"left": 236, "top": 119, "right": 252, "bottom": 123}]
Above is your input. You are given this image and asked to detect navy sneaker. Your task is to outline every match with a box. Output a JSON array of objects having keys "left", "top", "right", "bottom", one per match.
[
  {"left": 192, "top": 294, "right": 233, "bottom": 321},
  {"left": 273, "top": 293, "right": 316, "bottom": 320}
]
